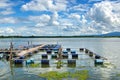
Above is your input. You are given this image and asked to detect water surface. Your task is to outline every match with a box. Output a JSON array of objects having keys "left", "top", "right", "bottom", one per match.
[{"left": 0, "top": 38, "right": 120, "bottom": 80}]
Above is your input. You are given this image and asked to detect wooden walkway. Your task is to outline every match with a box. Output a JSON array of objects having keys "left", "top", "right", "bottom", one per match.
[{"left": 16, "top": 44, "right": 46, "bottom": 57}]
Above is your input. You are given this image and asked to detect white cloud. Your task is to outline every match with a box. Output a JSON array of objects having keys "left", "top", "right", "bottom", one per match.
[
  {"left": 52, "top": 21, "right": 59, "bottom": 26},
  {"left": 81, "top": 15, "right": 87, "bottom": 24},
  {"left": 29, "top": 14, "right": 51, "bottom": 23},
  {"left": 6, "top": 27, "right": 14, "bottom": 33},
  {"left": 69, "top": 4, "right": 90, "bottom": 12},
  {"left": 69, "top": 13, "right": 81, "bottom": 20},
  {"left": 50, "top": 12, "right": 59, "bottom": 25},
  {"left": 0, "top": 29, "right": 4, "bottom": 34},
  {"left": 0, "top": 17, "right": 17, "bottom": 24},
  {"left": 21, "top": 0, "right": 67, "bottom": 12},
  {"left": 29, "top": 14, "right": 51, "bottom": 27},
  {"left": 0, "top": 8, "right": 14, "bottom": 15},
  {"left": 0, "top": 0, "right": 13, "bottom": 9},
  {"left": 87, "top": 1, "right": 120, "bottom": 34},
  {"left": 0, "top": 27, "right": 14, "bottom": 35},
  {"left": 29, "top": 12, "right": 60, "bottom": 26}
]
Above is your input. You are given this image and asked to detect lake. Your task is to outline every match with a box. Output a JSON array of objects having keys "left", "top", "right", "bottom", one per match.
[{"left": 0, "top": 38, "right": 120, "bottom": 80}]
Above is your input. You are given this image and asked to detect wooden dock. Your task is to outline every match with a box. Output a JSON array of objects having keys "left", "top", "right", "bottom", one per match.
[{"left": 16, "top": 44, "right": 46, "bottom": 57}]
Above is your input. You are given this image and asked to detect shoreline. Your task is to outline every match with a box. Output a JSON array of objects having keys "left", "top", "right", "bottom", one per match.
[{"left": 0, "top": 36, "right": 120, "bottom": 38}]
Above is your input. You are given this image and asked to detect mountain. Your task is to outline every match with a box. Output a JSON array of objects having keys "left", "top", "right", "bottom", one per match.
[{"left": 101, "top": 32, "right": 120, "bottom": 37}]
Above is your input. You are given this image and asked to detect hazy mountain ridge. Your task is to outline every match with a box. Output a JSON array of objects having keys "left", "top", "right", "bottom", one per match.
[{"left": 100, "top": 32, "right": 120, "bottom": 36}]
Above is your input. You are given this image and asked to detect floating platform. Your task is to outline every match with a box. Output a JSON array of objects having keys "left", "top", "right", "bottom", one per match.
[{"left": 0, "top": 44, "right": 109, "bottom": 67}]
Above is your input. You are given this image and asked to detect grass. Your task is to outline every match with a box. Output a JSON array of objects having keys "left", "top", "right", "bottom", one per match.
[{"left": 39, "top": 70, "right": 88, "bottom": 80}]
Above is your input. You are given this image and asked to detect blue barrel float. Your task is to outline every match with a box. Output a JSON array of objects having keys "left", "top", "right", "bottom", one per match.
[
  {"left": 72, "top": 54, "right": 78, "bottom": 59},
  {"left": 41, "top": 60, "right": 49, "bottom": 64},
  {"left": 62, "top": 50, "right": 68, "bottom": 54},
  {"left": 66, "top": 48, "right": 71, "bottom": 52},
  {"left": 14, "top": 56, "right": 25, "bottom": 64},
  {"left": 53, "top": 45, "right": 59, "bottom": 54},
  {"left": 41, "top": 60, "right": 49, "bottom": 68},
  {"left": 94, "top": 59, "right": 104, "bottom": 65},
  {"left": 26, "top": 58, "right": 34, "bottom": 64},
  {"left": 71, "top": 50, "right": 76, "bottom": 54},
  {"left": 95, "top": 55, "right": 101, "bottom": 59},
  {"left": 53, "top": 45, "right": 61, "bottom": 52},
  {"left": 54, "top": 51, "right": 58, "bottom": 54},
  {"left": 79, "top": 48, "right": 84, "bottom": 52},
  {"left": 89, "top": 52, "right": 93, "bottom": 57},
  {"left": 46, "top": 50, "right": 52, "bottom": 54}
]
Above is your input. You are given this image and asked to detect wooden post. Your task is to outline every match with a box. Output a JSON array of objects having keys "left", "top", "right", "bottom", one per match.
[
  {"left": 9, "top": 42, "right": 14, "bottom": 79},
  {"left": 58, "top": 47, "right": 62, "bottom": 59},
  {"left": 9, "top": 42, "right": 13, "bottom": 61}
]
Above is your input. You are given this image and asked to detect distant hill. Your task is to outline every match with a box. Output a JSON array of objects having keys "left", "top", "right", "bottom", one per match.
[{"left": 101, "top": 32, "right": 120, "bottom": 37}]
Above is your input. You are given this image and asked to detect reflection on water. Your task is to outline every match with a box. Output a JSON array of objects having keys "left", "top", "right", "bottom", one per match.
[{"left": 0, "top": 38, "right": 120, "bottom": 80}]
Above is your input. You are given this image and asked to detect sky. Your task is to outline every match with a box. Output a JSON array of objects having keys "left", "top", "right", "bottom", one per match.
[{"left": 0, "top": 0, "right": 120, "bottom": 36}]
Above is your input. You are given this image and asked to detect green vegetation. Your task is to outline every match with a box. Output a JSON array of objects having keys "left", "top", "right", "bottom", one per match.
[
  {"left": 55, "top": 60, "right": 64, "bottom": 69},
  {"left": 116, "top": 74, "right": 120, "bottom": 77},
  {"left": 39, "top": 70, "right": 89, "bottom": 80},
  {"left": 28, "top": 63, "right": 40, "bottom": 68}
]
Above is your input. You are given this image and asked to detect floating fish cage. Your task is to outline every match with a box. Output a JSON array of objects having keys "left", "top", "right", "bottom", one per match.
[
  {"left": 46, "top": 50, "right": 52, "bottom": 54},
  {"left": 14, "top": 59, "right": 23, "bottom": 64},
  {"left": 53, "top": 48, "right": 59, "bottom": 51},
  {"left": 62, "top": 50, "right": 68, "bottom": 54},
  {"left": 71, "top": 50, "right": 76, "bottom": 54},
  {"left": 5, "top": 44, "right": 108, "bottom": 68},
  {"left": 62, "top": 54, "right": 68, "bottom": 59},
  {"left": 94, "top": 59, "right": 103, "bottom": 65},
  {"left": 95, "top": 55, "right": 101, "bottom": 59},
  {"left": 43, "top": 44, "right": 61, "bottom": 51},
  {"left": 14, "top": 56, "right": 25, "bottom": 64},
  {"left": 41, "top": 59, "right": 49, "bottom": 68},
  {"left": 89, "top": 52, "right": 93, "bottom": 57},
  {"left": 67, "top": 60, "right": 76, "bottom": 67},
  {"left": 79, "top": 48, "right": 84, "bottom": 52},
  {"left": 51, "top": 54, "right": 57, "bottom": 59},
  {"left": 66, "top": 48, "right": 71, "bottom": 52},
  {"left": 53, "top": 45, "right": 61, "bottom": 51},
  {"left": 72, "top": 54, "right": 78, "bottom": 59},
  {"left": 54, "top": 51, "right": 58, "bottom": 54},
  {"left": 19, "top": 56, "right": 25, "bottom": 59},
  {"left": 42, "top": 54, "right": 48, "bottom": 59},
  {"left": 41, "top": 60, "right": 49, "bottom": 65},
  {"left": 85, "top": 49, "right": 89, "bottom": 53}
]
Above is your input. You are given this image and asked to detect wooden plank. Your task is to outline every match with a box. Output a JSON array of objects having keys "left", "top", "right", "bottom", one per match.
[{"left": 17, "top": 44, "right": 46, "bottom": 57}]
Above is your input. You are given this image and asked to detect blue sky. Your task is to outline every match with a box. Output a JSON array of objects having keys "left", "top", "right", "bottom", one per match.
[{"left": 0, "top": 0, "right": 120, "bottom": 36}]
